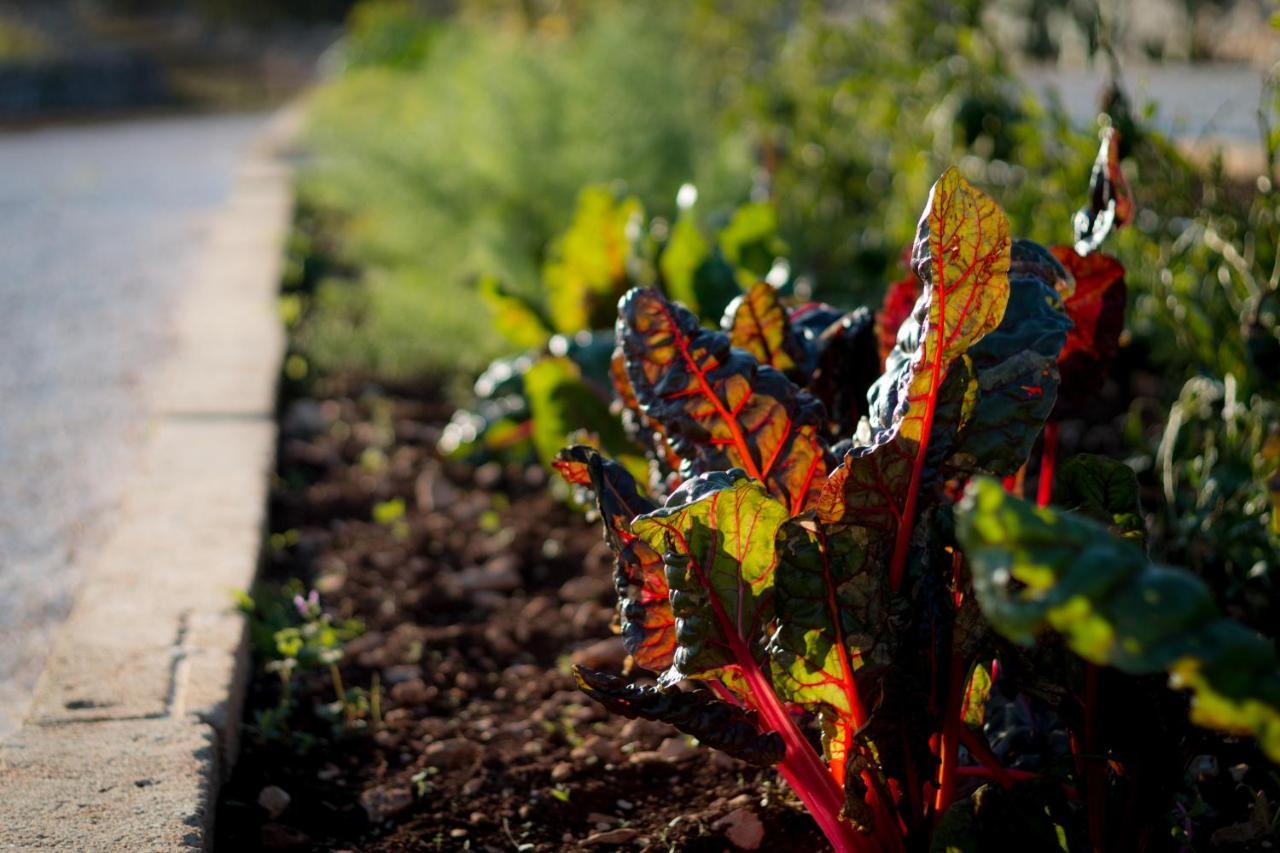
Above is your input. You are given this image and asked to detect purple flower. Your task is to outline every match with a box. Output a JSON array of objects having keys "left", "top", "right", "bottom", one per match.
[{"left": 293, "top": 590, "right": 320, "bottom": 618}]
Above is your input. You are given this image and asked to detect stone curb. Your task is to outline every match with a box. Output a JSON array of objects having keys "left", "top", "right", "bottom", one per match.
[{"left": 0, "top": 106, "right": 298, "bottom": 851}]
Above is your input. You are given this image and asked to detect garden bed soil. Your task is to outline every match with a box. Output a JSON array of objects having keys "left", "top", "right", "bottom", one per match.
[{"left": 215, "top": 382, "right": 828, "bottom": 852}]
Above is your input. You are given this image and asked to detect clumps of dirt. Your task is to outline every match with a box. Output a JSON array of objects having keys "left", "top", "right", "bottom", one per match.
[{"left": 215, "top": 383, "right": 828, "bottom": 852}]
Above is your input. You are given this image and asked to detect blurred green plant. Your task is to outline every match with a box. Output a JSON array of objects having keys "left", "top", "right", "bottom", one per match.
[{"left": 236, "top": 582, "right": 371, "bottom": 744}]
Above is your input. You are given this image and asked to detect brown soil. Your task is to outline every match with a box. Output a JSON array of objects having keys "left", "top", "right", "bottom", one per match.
[{"left": 214, "top": 382, "right": 828, "bottom": 852}]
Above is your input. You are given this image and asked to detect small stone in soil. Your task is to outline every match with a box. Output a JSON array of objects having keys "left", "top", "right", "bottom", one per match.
[
  {"left": 424, "top": 737, "right": 482, "bottom": 770},
  {"left": 256, "top": 785, "right": 291, "bottom": 819},
  {"left": 359, "top": 786, "right": 414, "bottom": 824},
  {"left": 569, "top": 636, "right": 627, "bottom": 670},
  {"left": 551, "top": 761, "right": 574, "bottom": 781},
  {"left": 713, "top": 808, "right": 766, "bottom": 850},
  {"left": 582, "top": 828, "right": 640, "bottom": 846},
  {"left": 656, "top": 737, "right": 700, "bottom": 763},
  {"left": 587, "top": 812, "right": 618, "bottom": 827}
]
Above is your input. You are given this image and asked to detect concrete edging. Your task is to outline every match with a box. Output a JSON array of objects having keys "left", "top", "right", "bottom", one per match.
[{"left": 0, "top": 108, "right": 297, "bottom": 851}]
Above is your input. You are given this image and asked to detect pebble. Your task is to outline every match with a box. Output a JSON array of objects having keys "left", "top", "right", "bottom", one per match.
[
  {"left": 424, "top": 737, "right": 482, "bottom": 770},
  {"left": 559, "top": 575, "right": 612, "bottom": 603},
  {"left": 570, "top": 636, "right": 628, "bottom": 670},
  {"left": 474, "top": 462, "right": 503, "bottom": 490},
  {"left": 454, "top": 558, "right": 522, "bottom": 594},
  {"left": 389, "top": 678, "right": 435, "bottom": 706},
  {"left": 570, "top": 734, "right": 621, "bottom": 763},
  {"left": 450, "top": 829, "right": 468, "bottom": 839},
  {"left": 587, "top": 812, "right": 618, "bottom": 827},
  {"left": 256, "top": 785, "right": 291, "bottom": 819},
  {"left": 381, "top": 664, "right": 422, "bottom": 685},
  {"left": 414, "top": 461, "right": 458, "bottom": 513},
  {"left": 713, "top": 807, "right": 765, "bottom": 850},
  {"left": 655, "top": 737, "right": 700, "bottom": 763},
  {"left": 358, "top": 786, "right": 414, "bottom": 823},
  {"left": 582, "top": 828, "right": 640, "bottom": 846},
  {"left": 728, "top": 793, "right": 754, "bottom": 809},
  {"left": 551, "top": 761, "right": 575, "bottom": 781}
]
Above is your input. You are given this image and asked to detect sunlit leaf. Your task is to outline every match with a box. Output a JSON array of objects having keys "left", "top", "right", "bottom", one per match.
[
  {"left": 554, "top": 446, "right": 674, "bottom": 671},
  {"left": 524, "top": 356, "right": 639, "bottom": 470},
  {"left": 544, "top": 185, "right": 643, "bottom": 333},
  {"left": 957, "top": 478, "right": 1280, "bottom": 762},
  {"left": 478, "top": 275, "right": 553, "bottom": 349},
  {"left": 722, "top": 280, "right": 807, "bottom": 373},
  {"left": 619, "top": 287, "right": 832, "bottom": 514},
  {"left": 770, "top": 524, "right": 885, "bottom": 787},
  {"left": 820, "top": 168, "right": 1011, "bottom": 589},
  {"left": 659, "top": 213, "right": 741, "bottom": 320},
  {"left": 633, "top": 471, "right": 790, "bottom": 687}
]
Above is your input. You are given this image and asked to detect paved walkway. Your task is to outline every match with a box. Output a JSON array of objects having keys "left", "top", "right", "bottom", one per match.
[{"left": 0, "top": 112, "right": 273, "bottom": 739}]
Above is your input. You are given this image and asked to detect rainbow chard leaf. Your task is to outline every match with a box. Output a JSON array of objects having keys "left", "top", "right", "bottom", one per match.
[
  {"left": 553, "top": 446, "right": 675, "bottom": 672},
  {"left": 722, "top": 280, "right": 809, "bottom": 375},
  {"left": 618, "top": 287, "right": 832, "bottom": 515},
  {"left": 1049, "top": 247, "right": 1127, "bottom": 416},
  {"left": 769, "top": 523, "right": 887, "bottom": 788},
  {"left": 1072, "top": 127, "right": 1134, "bottom": 256},
  {"left": 869, "top": 240, "right": 1070, "bottom": 479},
  {"left": 957, "top": 477, "right": 1280, "bottom": 762},
  {"left": 632, "top": 471, "right": 790, "bottom": 688},
  {"left": 572, "top": 667, "right": 785, "bottom": 766},
  {"left": 820, "top": 167, "right": 1012, "bottom": 589}
]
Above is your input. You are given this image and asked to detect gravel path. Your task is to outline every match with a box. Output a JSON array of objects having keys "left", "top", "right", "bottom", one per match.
[{"left": 0, "top": 112, "right": 271, "bottom": 738}]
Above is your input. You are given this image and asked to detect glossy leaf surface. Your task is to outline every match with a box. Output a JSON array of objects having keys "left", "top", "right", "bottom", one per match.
[
  {"left": 957, "top": 478, "right": 1280, "bottom": 761},
  {"left": 1055, "top": 453, "right": 1145, "bottom": 542},
  {"left": 770, "top": 524, "right": 885, "bottom": 786},
  {"left": 632, "top": 471, "right": 790, "bottom": 687},
  {"left": 619, "top": 287, "right": 831, "bottom": 514},
  {"left": 553, "top": 446, "right": 675, "bottom": 672},
  {"left": 722, "top": 280, "right": 807, "bottom": 374},
  {"left": 573, "top": 666, "right": 785, "bottom": 766},
  {"left": 819, "top": 169, "right": 1011, "bottom": 592}
]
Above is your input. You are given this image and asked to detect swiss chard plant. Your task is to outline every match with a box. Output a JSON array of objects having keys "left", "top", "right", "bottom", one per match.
[
  {"left": 439, "top": 184, "right": 795, "bottom": 476},
  {"left": 550, "top": 140, "right": 1280, "bottom": 850}
]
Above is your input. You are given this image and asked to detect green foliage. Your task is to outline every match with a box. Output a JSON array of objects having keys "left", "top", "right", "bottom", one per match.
[{"left": 957, "top": 477, "right": 1280, "bottom": 762}]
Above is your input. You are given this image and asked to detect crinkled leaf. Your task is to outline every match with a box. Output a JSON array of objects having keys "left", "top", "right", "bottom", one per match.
[
  {"left": 553, "top": 446, "right": 675, "bottom": 672},
  {"left": 819, "top": 169, "right": 1011, "bottom": 561},
  {"left": 807, "top": 307, "right": 880, "bottom": 440},
  {"left": 722, "top": 280, "right": 807, "bottom": 374},
  {"left": 632, "top": 471, "right": 790, "bottom": 687},
  {"left": 524, "top": 357, "right": 639, "bottom": 471},
  {"left": 572, "top": 666, "right": 784, "bottom": 766},
  {"left": 660, "top": 213, "right": 741, "bottom": 320},
  {"left": 478, "top": 276, "right": 553, "bottom": 350},
  {"left": 957, "top": 477, "right": 1280, "bottom": 762},
  {"left": 1055, "top": 453, "right": 1145, "bottom": 543},
  {"left": 544, "top": 185, "right": 642, "bottom": 333},
  {"left": 1072, "top": 126, "right": 1134, "bottom": 255},
  {"left": 770, "top": 524, "right": 885, "bottom": 787},
  {"left": 1049, "top": 247, "right": 1126, "bottom": 416},
  {"left": 619, "top": 287, "right": 832, "bottom": 515},
  {"left": 869, "top": 241, "right": 1070, "bottom": 480}
]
